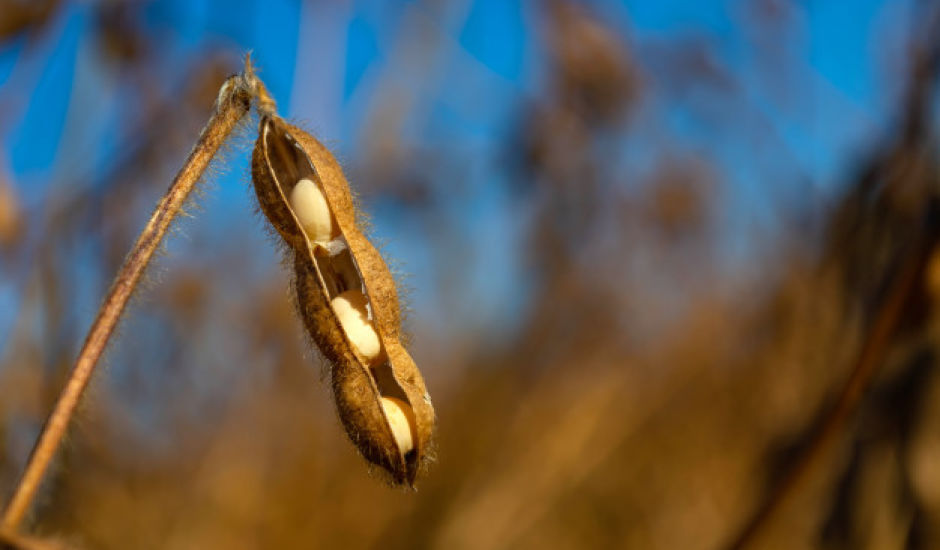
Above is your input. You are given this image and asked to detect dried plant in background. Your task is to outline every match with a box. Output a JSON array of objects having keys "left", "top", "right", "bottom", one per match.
[
  {"left": 0, "top": 527, "right": 71, "bottom": 550},
  {"left": 727, "top": 10, "right": 940, "bottom": 548},
  {"left": 1, "top": 0, "right": 939, "bottom": 549},
  {"left": 0, "top": 166, "right": 22, "bottom": 253}
]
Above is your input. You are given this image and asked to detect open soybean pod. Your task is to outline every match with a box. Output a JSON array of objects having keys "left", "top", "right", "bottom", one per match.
[{"left": 251, "top": 115, "right": 434, "bottom": 486}]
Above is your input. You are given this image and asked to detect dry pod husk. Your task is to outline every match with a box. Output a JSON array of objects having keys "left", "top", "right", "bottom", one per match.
[{"left": 252, "top": 115, "right": 434, "bottom": 485}]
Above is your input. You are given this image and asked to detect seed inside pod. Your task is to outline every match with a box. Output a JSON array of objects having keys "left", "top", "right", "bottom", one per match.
[
  {"left": 380, "top": 396, "right": 417, "bottom": 455},
  {"left": 331, "top": 289, "right": 381, "bottom": 362},
  {"left": 289, "top": 177, "right": 338, "bottom": 244}
]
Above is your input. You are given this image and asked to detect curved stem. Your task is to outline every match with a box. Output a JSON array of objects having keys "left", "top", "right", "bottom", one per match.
[
  {"left": 726, "top": 235, "right": 935, "bottom": 550},
  {"left": 0, "top": 70, "right": 254, "bottom": 531}
]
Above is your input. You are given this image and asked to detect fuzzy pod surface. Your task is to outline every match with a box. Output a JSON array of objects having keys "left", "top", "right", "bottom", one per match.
[{"left": 251, "top": 116, "right": 434, "bottom": 485}]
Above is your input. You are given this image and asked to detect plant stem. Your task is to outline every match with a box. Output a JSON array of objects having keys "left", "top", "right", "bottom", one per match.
[
  {"left": 0, "top": 71, "right": 254, "bottom": 531},
  {"left": 726, "top": 235, "right": 936, "bottom": 550},
  {"left": 725, "top": 12, "right": 940, "bottom": 547}
]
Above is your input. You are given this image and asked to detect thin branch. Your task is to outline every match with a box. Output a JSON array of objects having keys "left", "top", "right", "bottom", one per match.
[
  {"left": 726, "top": 234, "right": 935, "bottom": 550},
  {"left": 725, "top": 10, "right": 940, "bottom": 547},
  {"left": 0, "top": 61, "right": 262, "bottom": 530}
]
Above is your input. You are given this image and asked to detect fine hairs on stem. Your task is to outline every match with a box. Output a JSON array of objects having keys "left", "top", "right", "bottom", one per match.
[{"left": 0, "top": 55, "right": 270, "bottom": 532}]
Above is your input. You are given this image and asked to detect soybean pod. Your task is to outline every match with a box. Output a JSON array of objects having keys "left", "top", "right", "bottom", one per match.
[{"left": 251, "top": 116, "right": 434, "bottom": 486}]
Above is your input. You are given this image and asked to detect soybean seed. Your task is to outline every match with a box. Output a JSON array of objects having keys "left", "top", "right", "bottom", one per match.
[
  {"left": 380, "top": 396, "right": 417, "bottom": 455},
  {"left": 331, "top": 289, "right": 382, "bottom": 362},
  {"left": 289, "top": 177, "right": 337, "bottom": 244}
]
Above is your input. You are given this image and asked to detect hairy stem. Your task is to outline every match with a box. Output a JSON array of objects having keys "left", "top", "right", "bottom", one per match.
[{"left": 0, "top": 68, "right": 257, "bottom": 531}]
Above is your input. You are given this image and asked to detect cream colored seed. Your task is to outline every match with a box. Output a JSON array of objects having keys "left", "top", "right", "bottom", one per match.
[
  {"left": 289, "top": 178, "right": 337, "bottom": 243},
  {"left": 380, "top": 396, "right": 416, "bottom": 455},
  {"left": 331, "top": 290, "right": 381, "bottom": 361}
]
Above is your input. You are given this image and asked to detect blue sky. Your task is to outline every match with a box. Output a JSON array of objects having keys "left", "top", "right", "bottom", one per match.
[
  {"left": 0, "top": 0, "right": 923, "bottom": 349},
  {"left": 2, "top": 0, "right": 909, "bottom": 187}
]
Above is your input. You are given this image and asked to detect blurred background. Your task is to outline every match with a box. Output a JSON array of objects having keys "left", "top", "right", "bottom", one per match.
[{"left": 1, "top": 0, "right": 940, "bottom": 548}]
